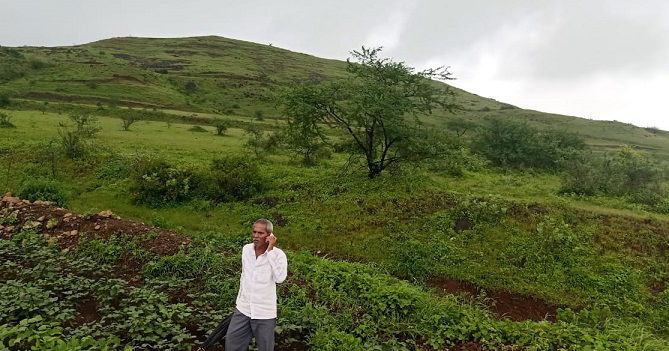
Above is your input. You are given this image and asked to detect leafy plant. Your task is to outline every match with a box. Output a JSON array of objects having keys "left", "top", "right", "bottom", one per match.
[
  {"left": 18, "top": 177, "right": 70, "bottom": 206},
  {"left": 0, "top": 111, "right": 15, "bottom": 128}
]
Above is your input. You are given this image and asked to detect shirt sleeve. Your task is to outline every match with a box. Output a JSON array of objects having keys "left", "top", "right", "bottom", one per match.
[{"left": 266, "top": 249, "right": 287, "bottom": 284}]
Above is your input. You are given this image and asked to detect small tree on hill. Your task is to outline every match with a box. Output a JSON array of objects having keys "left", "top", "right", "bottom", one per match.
[
  {"left": 0, "top": 111, "right": 15, "bottom": 128},
  {"left": 68, "top": 112, "right": 100, "bottom": 137},
  {"left": 0, "top": 92, "right": 10, "bottom": 108},
  {"left": 213, "top": 118, "right": 229, "bottom": 136},
  {"left": 59, "top": 112, "right": 100, "bottom": 159},
  {"left": 121, "top": 112, "right": 140, "bottom": 131},
  {"left": 279, "top": 47, "right": 458, "bottom": 178},
  {"left": 244, "top": 125, "right": 264, "bottom": 157}
]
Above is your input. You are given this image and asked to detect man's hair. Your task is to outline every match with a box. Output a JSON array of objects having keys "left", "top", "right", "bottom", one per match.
[{"left": 254, "top": 218, "right": 273, "bottom": 234}]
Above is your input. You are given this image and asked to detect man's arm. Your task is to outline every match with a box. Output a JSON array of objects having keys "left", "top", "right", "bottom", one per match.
[{"left": 266, "top": 249, "right": 287, "bottom": 283}]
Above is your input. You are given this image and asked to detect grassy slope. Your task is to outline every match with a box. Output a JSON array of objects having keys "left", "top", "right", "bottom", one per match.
[{"left": 3, "top": 36, "right": 669, "bottom": 161}]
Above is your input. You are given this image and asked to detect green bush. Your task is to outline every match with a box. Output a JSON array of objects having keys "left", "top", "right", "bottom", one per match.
[
  {"left": 130, "top": 159, "right": 200, "bottom": 207},
  {"left": 0, "top": 111, "right": 15, "bottom": 128},
  {"left": 205, "top": 156, "right": 264, "bottom": 202},
  {"left": 474, "top": 118, "right": 584, "bottom": 169},
  {"left": 0, "top": 92, "right": 11, "bottom": 107},
  {"left": 389, "top": 238, "right": 434, "bottom": 282},
  {"left": 188, "top": 125, "right": 207, "bottom": 132},
  {"left": 560, "top": 147, "right": 666, "bottom": 205},
  {"left": 18, "top": 178, "right": 70, "bottom": 206}
]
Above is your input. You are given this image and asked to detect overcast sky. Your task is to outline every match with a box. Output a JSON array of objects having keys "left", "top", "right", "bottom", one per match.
[{"left": 3, "top": 0, "right": 669, "bottom": 129}]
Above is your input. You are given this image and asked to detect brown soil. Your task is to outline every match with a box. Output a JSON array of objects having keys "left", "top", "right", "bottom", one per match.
[
  {"left": 253, "top": 197, "right": 279, "bottom": 208},
  {"left": 0, "top": 194, "right": 189, "bottom": 255},
  {"left": 429, "top": 278, "right": 560, "bottom": 322},
  {"left": 449, "top": 342, "right": 487, "bottom": 351},
  {"left": 454, "top": 217, "right": 474, "bottom": 233},
  {"left": 68, "top": 294, "right": 100, "bottom": 327}
]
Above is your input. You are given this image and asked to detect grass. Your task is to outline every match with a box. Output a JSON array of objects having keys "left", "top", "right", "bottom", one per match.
[{"left": 2, "top": 36, "right": 669, "bottom": 348}]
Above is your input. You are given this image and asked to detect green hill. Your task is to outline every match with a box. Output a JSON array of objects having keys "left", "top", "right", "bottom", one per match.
[{"left": 3, "top": 36, "right": 668, "bottom": 160}]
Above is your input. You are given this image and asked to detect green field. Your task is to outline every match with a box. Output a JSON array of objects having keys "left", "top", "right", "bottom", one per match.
[{"left": 1, "top": 37, "right": 669, "bottom": 350}]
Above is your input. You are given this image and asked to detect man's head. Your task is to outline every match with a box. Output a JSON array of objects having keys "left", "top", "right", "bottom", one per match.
[{"left": 252, "top": 218, "right": 273, "bottom": 248}]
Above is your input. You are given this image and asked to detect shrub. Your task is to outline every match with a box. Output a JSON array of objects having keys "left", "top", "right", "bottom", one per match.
[
  {"left": 474, "top": 118, "right": 584, "bottom": 170},
  {"left": 29, "top": 59, "right": 47, "bottom": 70},
  {"left": 560, "top": 147, "right": 665, "bottom": 204},
  {"left": 559, "top": 152, "right": 607, "bottom": 196},
  {"left": 213, "top": 118, "right": 229, "bottom": 135},
  {"left": 188, "top": 125, "right": 207, "bottom": 132},
  {"left": 58, "top": 129, "right": 86, "bottom": 159},
  {"left": 254, "top": 110, "right": 264, "bottom": 120},
  {"left": 0, "top": 111, "right": 15, "bottom": 128},
  {"left": 18, "top": 178, "right": 70, "bottom": 207},
  {"left": 0, "top": 92, "right": 11, "bottom": 107},
  {"left": 206, "top": 156, "right": 264, "bottom": 202},
  {"left": 67, "top": 112, "right": 100, "bottom": 138},
  {"left": 130, "top": 159, "right": 198, "bottom": 206},
  {"left": 389, "top": 238, "right": 434, "bottom": 282}
]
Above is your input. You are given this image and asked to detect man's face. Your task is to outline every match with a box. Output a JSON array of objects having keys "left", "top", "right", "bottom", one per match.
[{"left": 252, "top": 223, "right": 269, "bottom": 247}]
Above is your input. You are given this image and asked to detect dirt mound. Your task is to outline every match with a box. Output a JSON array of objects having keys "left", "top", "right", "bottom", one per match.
[
  {"left": 429, "top": 278, "right": 560, "bottom": 322},
  {"left": 0, "top": 194, "right": 189, "bottom": 256}
]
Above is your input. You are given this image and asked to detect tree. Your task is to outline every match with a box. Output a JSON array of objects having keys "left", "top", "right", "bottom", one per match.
[
  {"left": 0, "top": 92, "right": 10, "bottom": 108},
  {"left": 445, "top": 117, "right": 477, "bottom": 138},
  {"left": 280, "top": 47, "right": 458, "bottom": 178},
  {"left": 213, "top": 118, "right": 229, "bottom": 136},
  {"left": 0, "top": 111, "right": 15, "bottom": 128},
  {"left": 121, "top": 112, "right": 140, "bottom": 131},
  {"left": 59, "top": 112, "right": 100, "bottom": 159},
  {"left": 283, "top": 115, "right": 328, "bottom": 165},
  {"left": 68, "top": 112, "right": 100, "bottom": 137}
]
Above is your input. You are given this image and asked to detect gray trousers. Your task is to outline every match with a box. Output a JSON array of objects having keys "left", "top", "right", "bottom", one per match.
[{"left": 225, "top": 310, "right": 276, "bottom": 351}]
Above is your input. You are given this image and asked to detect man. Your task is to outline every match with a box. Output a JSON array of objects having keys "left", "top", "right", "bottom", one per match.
[{"left": 225, "top": 218, "right": 288, "bottom": 351}]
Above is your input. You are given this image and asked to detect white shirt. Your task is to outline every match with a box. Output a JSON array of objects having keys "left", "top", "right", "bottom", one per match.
[{"left": 235, "top": 243, "right": 288, "bottom": 319}]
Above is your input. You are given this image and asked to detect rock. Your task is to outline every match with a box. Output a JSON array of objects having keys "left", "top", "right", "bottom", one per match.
[
  {"left": 37, "top": 216, "right": 45, "bottom": 222},
  {"left": 62, "top": 248, "right": 70, "bottom": 254},
  {"left": 94, "top": 225, "right": 101, "bottom": 230},
  {"left": 22, "top": 199, "right": 31, "bottom": 204},
  {"left": 0, "top": 224, "right": 4, "bottom": 230},
  {"left": 97, "top": 210, "right": 114, "bottom": 218},
  {"left": 34, "top": 200, "right": 51, "bottom": 205},
  {"left": 64, "top": 213, "right": 72, "bottom": 218},
  {"left": 3, "top": 192, "right": 12, "bottom": 197},
  {"left": 69, "top": 230, "right": 78, "bottom": 236},
  {"left": 5, "top": 226, "right": 14, "bottom": 232},
  {"left": 2, "top": 196, "right": 20, "bottom": 204},
  {"left": 46, "top": 218, "right": 59, "bottom": 229},
  {"left": 22, "top": 221, "right": 41, "bottom": 230}
]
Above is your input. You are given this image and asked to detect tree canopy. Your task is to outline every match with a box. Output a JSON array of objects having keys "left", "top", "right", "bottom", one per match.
[{"left": 280, "top": 47, "right": 458, "bottom": 178}]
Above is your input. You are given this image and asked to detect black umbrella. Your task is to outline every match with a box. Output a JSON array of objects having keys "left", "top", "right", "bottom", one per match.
[{"left": 199, "top": 312, "right": 234, "bottom": 350}]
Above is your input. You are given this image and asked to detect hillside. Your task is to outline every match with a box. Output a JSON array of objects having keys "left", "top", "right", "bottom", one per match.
[{"left": 2, "top": 36, "right": 669, "bottom": 160}]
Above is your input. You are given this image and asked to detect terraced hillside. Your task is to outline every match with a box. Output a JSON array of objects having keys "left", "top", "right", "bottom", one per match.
[{"left": 2, "top": 36, "right": 668, "bottom": 160}]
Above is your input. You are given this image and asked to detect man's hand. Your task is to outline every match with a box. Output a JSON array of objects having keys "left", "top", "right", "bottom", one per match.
[{"left": 266, "top": 233, "right": 277, "bottom": 251}]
